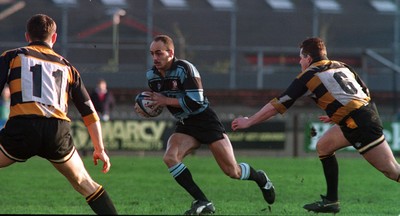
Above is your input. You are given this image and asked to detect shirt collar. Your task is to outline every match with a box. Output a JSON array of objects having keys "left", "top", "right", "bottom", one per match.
[{"left": 28, "top": 41, "right": 52, "bottom": 49}]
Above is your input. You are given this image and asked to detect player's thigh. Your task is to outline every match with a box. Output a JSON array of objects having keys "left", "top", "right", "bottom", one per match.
[
  {"left": 52, "top": 150, "right": 98, "bottom": 196},
  {"left": 209, "top": 134, "right": 240, "bottom": 177},
  {"left": 0, "top": 149, "right": 15, "bottom": 167},
  {"left": 362, "top": 141, "right": 400, "bottom": 180},
  {"left": 164, "top": 133, "right": 200, "bottom": 164},
  {"left": 317, "top": 125, "right": 350, "bottom": 155}
]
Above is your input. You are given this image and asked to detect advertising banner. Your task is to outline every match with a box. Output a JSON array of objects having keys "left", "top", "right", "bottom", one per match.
[
  {"left": 304, "top": 121, "right": 400, "bottom": 152},
  {"left": 70, "top": 120, "right": 286, "bottom": 151},
  {"left": 71, "top": 120, "right": 175, "bottom": 151},
  {"left": 225, "top": 121, "right": 285, "bottom": 149}
]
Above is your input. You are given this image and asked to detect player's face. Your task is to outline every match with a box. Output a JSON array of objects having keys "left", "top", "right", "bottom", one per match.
[
  {"left": 299, "top": 48, "right": 311, "bottom": 71},
  {"left": 150, "top": 41, "right": 173, "bottom": 72}
]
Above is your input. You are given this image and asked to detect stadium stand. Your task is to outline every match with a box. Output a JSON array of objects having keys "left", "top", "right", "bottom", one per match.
[{"left": 0, "top": 0, "right": 399, "bottom": 112}]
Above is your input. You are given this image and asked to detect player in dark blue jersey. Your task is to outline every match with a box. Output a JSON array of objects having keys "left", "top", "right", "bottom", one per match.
[
  {"left": 145, "top": 34, "right": 275, "bottom": 215},
  {"left": 0, "top": 14, "right": 117, "bottom": 215},
  {"left": 231, "top": 37, "right": 400, "bottom": 213}
]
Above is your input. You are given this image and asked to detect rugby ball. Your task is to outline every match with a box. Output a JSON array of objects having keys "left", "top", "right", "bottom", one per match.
[{"left": 134, "top": 91, "right": 164, "bottom": 118}]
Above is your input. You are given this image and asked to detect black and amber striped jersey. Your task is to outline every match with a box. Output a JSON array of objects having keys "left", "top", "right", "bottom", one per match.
[
  {"left": 270, "top": 60, "right": 370, "bottom": 124},
  {"left": 0, "top": 41, "right": 99, "bottom": 126}
]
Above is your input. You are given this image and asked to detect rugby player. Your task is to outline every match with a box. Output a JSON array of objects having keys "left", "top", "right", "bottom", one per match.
[
  {"left": 232, "top": 37, "right": 400, "bottom": 213},
  {"left": 144, "top": 34, "right": 275, "bottom": 215},
  {"left": 0, "top": 14, "right": 117, "bottom": 215}
]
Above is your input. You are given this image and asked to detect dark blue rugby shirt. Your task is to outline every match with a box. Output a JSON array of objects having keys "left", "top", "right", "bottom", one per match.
[{"left": 146, "top": 57, "right": 209, "bottom": 120}]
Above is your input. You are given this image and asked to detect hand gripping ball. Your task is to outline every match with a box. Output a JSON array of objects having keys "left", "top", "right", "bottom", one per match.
[{"left": 134, "top": 91, "right": 164, "bottom": 118}]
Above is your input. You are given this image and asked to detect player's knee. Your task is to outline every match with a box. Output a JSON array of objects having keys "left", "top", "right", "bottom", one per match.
[
  {"left": 382, "top": 169, "right": 400, "bottom": 182},
  {"left": 315, "top": 142, "right": 323, "bottom": 153},
  {"left": 71, "top": 177, "right": 97, "bottom": 196},
  {"left": 374, "top": 165, "right": 399, "bottom": 181},
  {"left": 381, "top": 170, "right": 394, "bottom": 181},
  {"left": 163, "top": 154, "right": 178, "bottom": 167},
  {"left": 316, "top": 142, "right": 333, "bottom": 156}
]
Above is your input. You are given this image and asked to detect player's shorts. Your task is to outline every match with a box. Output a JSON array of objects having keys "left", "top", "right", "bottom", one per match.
[
  {"left": 0, "top": 117, "right": 75, "bottom": 163},
  {"left": 175, "top": 107, "right": 226, "bottom": 144},
  {"left": 340, "top": 105, "right": 385, "bottom": 154}
]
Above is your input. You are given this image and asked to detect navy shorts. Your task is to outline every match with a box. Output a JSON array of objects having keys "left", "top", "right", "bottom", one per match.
[
  {"left": 0, "top": 117, "right": 75, "bottom": 162},
  {"left": 175, "top": 107, "right": 226, "bottom": 144},
  {"left": 340, "top": 105, "right": 385, "bottom": 154}
]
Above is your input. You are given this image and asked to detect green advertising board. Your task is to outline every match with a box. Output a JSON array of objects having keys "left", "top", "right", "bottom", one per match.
[
  {"left": 304, "top": 121, "right": 400, "bottom": 152},
  {"left": 71, "top": 120, "right": 286, "bottom": 151}
]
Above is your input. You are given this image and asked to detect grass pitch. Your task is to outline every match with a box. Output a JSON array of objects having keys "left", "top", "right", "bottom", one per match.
[{"left": 0, "top": 152, "right": 398, "bottom": 215}]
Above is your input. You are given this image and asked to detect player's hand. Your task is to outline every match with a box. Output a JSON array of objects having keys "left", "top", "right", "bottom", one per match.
[
  {"left": 231, "top": 116, "right": 250, "bottom": 131},
  {"left": 148, "top": 92, "right": 167, "bottom": 106},
  {"left": 93, "top": 150, "right": 111, "bottom": 173},
  {"left": 318, "top": 115, "right": 332, "bottom": 123}
]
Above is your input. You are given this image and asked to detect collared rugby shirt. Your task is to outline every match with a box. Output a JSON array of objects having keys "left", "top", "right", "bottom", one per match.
[
  {"left": 146, "top": 57, "right": 208, "bottom": 120},
  {"left": 270, "top": 60, "right": 370, "bottom": 124},
  {"left": 0, "top": 41, "right": 99, "bottom": 126}
]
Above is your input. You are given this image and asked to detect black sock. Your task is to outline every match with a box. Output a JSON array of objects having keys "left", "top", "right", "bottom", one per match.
[
  {"left": 169, "top": 163, "right": 208, "bottom": 202},
  {"left": 320, "top": 154, "right": 339, "bottom": 201},
  {"left": 249, "top": 167, "right": 266, "bottom": 187},
  {"left": 86, "top": 186, "right": 118, "bottom": 215}
]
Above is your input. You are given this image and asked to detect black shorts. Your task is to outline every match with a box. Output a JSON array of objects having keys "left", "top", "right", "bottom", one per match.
[
  {"left": 175, "top": 107, "right": 226, "bottom": 144},
  {"left": 340, "top": 105, "right": 385, "bottom": 154},
  {"left": 0, "top": 117, "right": 75, "bottom": 162}
]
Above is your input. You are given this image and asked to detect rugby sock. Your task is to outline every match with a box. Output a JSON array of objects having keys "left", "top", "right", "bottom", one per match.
[
  {"left": 397, "top": 174, "right": 400, "bottom": 182},
  {"left": 169, "top": 162, "right": 208, "bottom": 202},
  {"left": 239, "top": 163, "right": 250, "bottom": 180},
  {"left": 86, "top": 185, "right": 118, "bottom": 215},
  {"left": 320, "top": 154, "right": 339, "bottom": 201},
  {"left": 239, "top": 162, "right": 265, "bottom": 187}
]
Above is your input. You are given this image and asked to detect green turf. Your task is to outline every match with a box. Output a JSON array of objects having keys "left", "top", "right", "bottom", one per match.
[{"left": 0, "top": 153, "right": 398, "bottom": 215}]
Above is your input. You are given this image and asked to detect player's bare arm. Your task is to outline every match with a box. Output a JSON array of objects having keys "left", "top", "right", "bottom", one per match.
[
  {"left": 318, "top": 115, "right": 333, "bottom": 123},
  {"left": 86, "top": 121, "right": 111, "bottom": 173},
  {"left": 231, "top": 103, "right": 278, "bottom": 131}
]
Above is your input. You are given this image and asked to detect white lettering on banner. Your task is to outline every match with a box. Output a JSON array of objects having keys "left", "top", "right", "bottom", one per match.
[
  {"left": 102, "top": 120, "right": 167, "bottom": 142},
  {"left": 228, "top": 132, "right": 285, "bottom": 142},
  {"left": 71, "top": 120, "right": 174, "bottom": 150}
]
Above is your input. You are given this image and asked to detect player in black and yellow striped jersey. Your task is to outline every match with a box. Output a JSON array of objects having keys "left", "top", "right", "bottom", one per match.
[
  {"left": 232, "top": 37, "right": 400, "bottom": 213},
  {"left": 0, "top": 14, "right": 117, "bottom": 215}
]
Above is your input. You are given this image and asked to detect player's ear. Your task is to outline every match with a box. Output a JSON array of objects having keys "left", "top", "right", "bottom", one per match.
[
  {"left": 306, "top": 55, "right": 313, "bottom": 64},
  {"left": 51, "top": 32, "right": 57, "bottom": 44},
  {"left": 25, "top": 32, "right": 30, "bottom": 42},
  {"left": 168, "top": 49, "right": 174, "bottom": 57}
]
